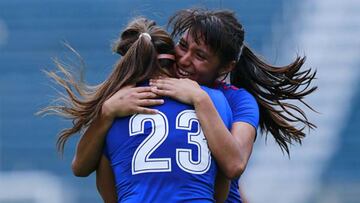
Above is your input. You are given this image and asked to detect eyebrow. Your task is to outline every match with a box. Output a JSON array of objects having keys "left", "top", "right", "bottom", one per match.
[
  {"left": 179, "top": 38, "right": 187, "bottom": 45},
  {"left": 195, "top": 49, "right": 208, "bottom": 57},
  {"left": 180, "top": 38, "right": 209, "bottom": 58}
]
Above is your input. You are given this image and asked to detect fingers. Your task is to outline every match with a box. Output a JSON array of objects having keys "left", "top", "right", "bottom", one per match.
[
  {"left": 137, "top": 91, "right": 159, "bottom": 99},
  {"left": 135, "top": 107, "right": 159, "bottom": 115},
  {"left": 112, "top": 86, "right": 160, "bottom": 100},
  {"left": 150, "top": 78, "right": 176, "bottom": 86},
  {"left": 134, "top": 86, "right": 154, "bottom": 93},
  {"left": 150, "top": 78, "right": 196, "bottom": 89},
  {"left": 150, "top": 78, "right": 179, "bottom": 97},
  {"left": 123, "top": 84, "right": 136, "bottom": 88},
  {"left": 151, "top": 83, "right": 173, "bottom": 92},
  {"left": 150, "top": 79, "right": 175, "bottom": 90},
  {"left": 151, "top": 77, "right": 193, "bottom": 84},
  {"left": 151, "top": 87, "right": 175, "bottom": 97},
  {"left": 137, "top": 98, "right": 164, "bottom": 106}
]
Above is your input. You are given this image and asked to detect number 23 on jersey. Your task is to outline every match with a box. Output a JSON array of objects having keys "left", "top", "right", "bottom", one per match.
[{"left": 129, "top": 110, "right": 211, "bottom": 175}]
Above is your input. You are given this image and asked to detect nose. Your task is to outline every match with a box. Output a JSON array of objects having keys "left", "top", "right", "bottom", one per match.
[{"left": 177, "top": 51, "right": 192, "bottom": 67}]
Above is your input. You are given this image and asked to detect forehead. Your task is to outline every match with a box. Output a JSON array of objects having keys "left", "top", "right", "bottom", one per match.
[{"left": 181, "top": 31, "right": 215, "bottom": 54}]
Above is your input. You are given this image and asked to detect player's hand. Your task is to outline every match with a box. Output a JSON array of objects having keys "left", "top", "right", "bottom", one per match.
[
  {"left": 102, "top": 85, "right": 164, "bottom": 119},
  {"left": 149, "top": 78, "right": 206, "bottom": 105}
]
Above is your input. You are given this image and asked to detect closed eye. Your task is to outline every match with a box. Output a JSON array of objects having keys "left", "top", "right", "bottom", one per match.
[
  {"left": 178, "top": 40, "right": 188, "bottom": 50},
  {"left": 195, "top": 51, "right": 207, "bottom": 61}
]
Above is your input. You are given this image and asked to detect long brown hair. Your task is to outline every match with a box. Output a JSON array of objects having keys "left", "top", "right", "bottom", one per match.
[
  {"left": 39, "top": 17, "right": 175, "bottom": 153},
  {"left": 169, "top": 8, "right": 317, "bottom": 155}
]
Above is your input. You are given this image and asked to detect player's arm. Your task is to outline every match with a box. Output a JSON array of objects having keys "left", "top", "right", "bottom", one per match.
[
  {"left": 214, "top": 170, "right": 230, "bottom": 202},
  {"left": 96, "top": 154, "right": 117, "bottom": 203},
  {"left": 72, "top": 86, "right": 163, "bottom": 177},
  {"left": 193, "top": 93, "right": 256, "bottom": 178},
  {"left": 72, "top": 113, "right": 113, "bottom": 177},
  {"left": 150, "top": 78, "right": 256, "bottom": 178}
]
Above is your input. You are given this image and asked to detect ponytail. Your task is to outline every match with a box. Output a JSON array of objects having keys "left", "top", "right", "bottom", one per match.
[
  {"left": 231, "top": 45, "right": 317, "bottom": 154},
  {"left": 100, "top": 32, "right": 158, "bottom": 100},
  {"left": 39, "top": 17, "right": 175, "bottom": 153}
]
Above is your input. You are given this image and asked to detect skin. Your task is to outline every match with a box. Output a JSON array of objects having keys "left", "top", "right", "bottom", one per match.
[
  {"left": 173, "top": 33, "right": 221, "bottom": 85},
  {"left": 151, "top": 32, "right": 256, "bottom": 178},
  {"left": 72, "top": 85, "right": 163, "bottom": 177},
  {"left": 73, "top": 32, "right": 256, "bottom": 201},
  {"left": 94, "top": 77, "right": 230, "bottom": 202},
  {"left": 96, "top": 154, "right": 117, "bottom": 203}
]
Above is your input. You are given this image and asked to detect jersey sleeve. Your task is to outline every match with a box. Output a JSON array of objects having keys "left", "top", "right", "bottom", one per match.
[
  {"left": 228, "top": 89, "right": 259, "bottom": 129},
  {"left": 201, "top": 86, "right": 233, "bottom": 129}
]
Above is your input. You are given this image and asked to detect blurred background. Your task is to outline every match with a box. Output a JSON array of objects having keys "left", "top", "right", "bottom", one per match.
[{"left": 0, "top": 0, "right": 359, "bottom": 202}]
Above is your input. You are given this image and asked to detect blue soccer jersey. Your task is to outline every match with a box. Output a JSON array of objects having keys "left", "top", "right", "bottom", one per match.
[
  {"left": 215, "top": 81, "right": 260, "bottom": 203},
  {"left": 104, "top": 82, "right": 233, "bottom": 203}
]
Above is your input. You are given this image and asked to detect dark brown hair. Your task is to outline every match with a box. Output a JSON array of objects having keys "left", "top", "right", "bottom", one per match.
[
  {"left": 39, "top": 17, "right": 175, "bottom": 153},
  {"left": 169, "top": 8, "right": 317, "bottom": 155}
]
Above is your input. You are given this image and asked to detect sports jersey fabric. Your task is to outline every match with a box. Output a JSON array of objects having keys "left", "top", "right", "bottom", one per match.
[
  {"left": 104, "top": 81, "right": 233, "bottom": 203},
  {"left": 216, "top": 81, "right": 259, "bottom": 203}
]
